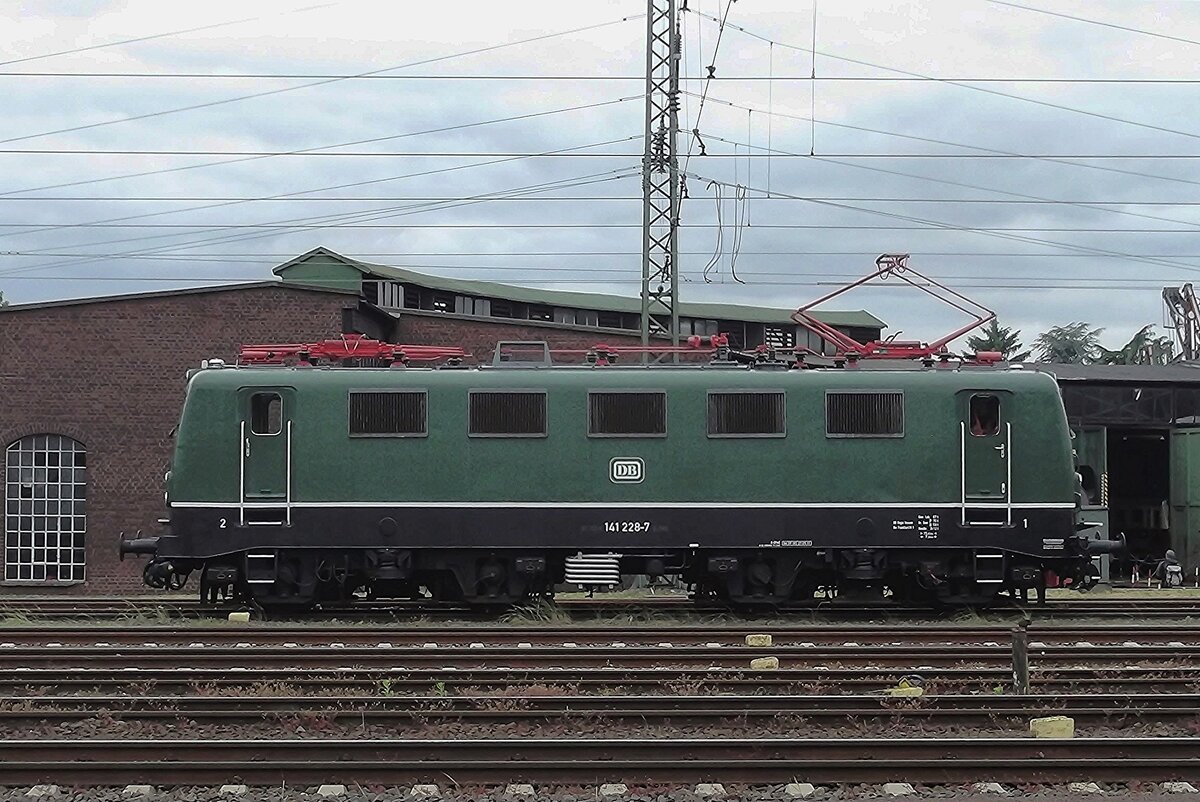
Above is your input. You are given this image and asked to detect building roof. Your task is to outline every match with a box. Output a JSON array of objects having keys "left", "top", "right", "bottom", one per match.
[
  {"left": 0, "top": 280, "right": 356, "bottom": 313},
  {"left": 273, "top": 247, "right": 887, "bottom": 330},
  {"left": 1028, "top": 362, "right": 1200, "bottom": 384}
]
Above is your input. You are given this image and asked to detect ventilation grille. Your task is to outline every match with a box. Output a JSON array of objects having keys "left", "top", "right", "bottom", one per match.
[
  {"left": 469, "top": 391, "right": 547, "bottom": 436},
  {"left": 826, "top": 391, "right": 904, "bottom": 437},
  {"left": 564, "top": 553, "right": 621, "bottom": 586},
  {"left": 349, "top": 391, "right": 426, "bottom": 436},
  {"left": 708, "top": 392, "right": 786, "bottom": 436},
  {"left": 589, "top": 392, "right": 666, "bottom": 436}
]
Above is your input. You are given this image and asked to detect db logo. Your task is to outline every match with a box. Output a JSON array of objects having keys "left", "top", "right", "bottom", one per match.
[{"left": 609, "top": 457, "right": 645, "bottom": 484}]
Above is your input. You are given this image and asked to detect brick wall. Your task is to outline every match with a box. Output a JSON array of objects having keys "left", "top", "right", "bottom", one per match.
[{"left": 0, "top": 285, "right": 354, "bottom": 595}]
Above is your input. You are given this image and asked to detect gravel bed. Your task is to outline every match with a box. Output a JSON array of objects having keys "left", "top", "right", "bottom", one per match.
[
  {"left": 5, "top": 713, "right": 1199, "bottom": 740},
  {"left": 0, "top": 781, "right": 1191, "bottom": 800}
]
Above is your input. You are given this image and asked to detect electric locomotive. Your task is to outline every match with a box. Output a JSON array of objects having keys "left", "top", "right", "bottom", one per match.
[{"left": 121, "top": 336, "right": 1121, "bottom": 610}]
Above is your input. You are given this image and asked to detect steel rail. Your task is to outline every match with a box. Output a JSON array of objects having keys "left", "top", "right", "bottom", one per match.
[
  {"left": 2, "top": 595, "right": 1200, "bottom": 619},
  {"left": 0, "top": 737, "right": 1194, "bottom": 784},
  {"left": 4, "top": 692, "right": 1199, "bottom": 725},
  {"left": 0, "top": 644, "right": 1192, "bottom": 670}
]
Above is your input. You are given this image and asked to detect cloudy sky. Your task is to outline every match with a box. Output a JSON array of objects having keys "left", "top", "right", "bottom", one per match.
[{"left": 1, "top": 0, "right": 1198, "bottom": 350}]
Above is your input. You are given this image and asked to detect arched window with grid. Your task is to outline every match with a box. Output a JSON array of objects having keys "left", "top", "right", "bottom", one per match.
[{"left": 4, "top": 435, "right": 86, "bottom": 584}]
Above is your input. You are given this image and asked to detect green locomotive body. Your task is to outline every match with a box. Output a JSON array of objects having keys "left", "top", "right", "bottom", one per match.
[{"left": 125, "top": 354, "right": 1114, "bottom": 608}]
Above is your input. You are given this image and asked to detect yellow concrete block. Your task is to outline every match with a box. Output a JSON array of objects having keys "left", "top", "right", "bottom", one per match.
[
  {"left": 749, "top": 656, "right": 780, "bottom": 670},
  {"left": 887, "top": 686, "right": 924, "bottom": 698},
  {"left": 744, "top": 633, "right": 773, "bottom": 647},
  {"left": 227, "top": 611, "right": 252, "bottom": 623},
  {"left": 1029, "top": 715, "right": 1074, "bottom": 738}
]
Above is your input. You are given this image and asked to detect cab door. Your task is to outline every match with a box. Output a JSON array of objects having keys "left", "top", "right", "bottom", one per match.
[
  {"left": 239, "top": 387, "right": 293, "bottom": 509},
  {"left": 960, "top": 391, "right": 1011, "bottom": 525}
]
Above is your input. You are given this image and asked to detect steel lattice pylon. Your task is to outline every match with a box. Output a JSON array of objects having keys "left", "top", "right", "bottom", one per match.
[{"left": 640, "top": 0, "right": 681, "bottom": 356}]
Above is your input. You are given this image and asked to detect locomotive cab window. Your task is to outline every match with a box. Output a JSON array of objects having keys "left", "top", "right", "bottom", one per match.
[
  {"left": 249, "top": 393, "right": 282, "bottom": 435},
  {"left": 589, "top": 391, "right": 667, "bottom": 437},
  {"left": 825, "top": 391, "right": 903, "bottom": 437},
  {"left": 708, "top": 391, "right": 785, "bottom": 437},
  {"left": 469, "top": 391, "right": 547, "bottom": 437},
  {"left": 969, "top": 394, "right": 1001, "bottom": 437},
  {"left": 350, "top": 390, "right": 427, "bottom": 437}
]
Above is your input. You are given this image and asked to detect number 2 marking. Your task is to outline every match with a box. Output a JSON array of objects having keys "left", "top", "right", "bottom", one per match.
[{"left": 219, "top": 518, "right": 227, "bottom": 529}]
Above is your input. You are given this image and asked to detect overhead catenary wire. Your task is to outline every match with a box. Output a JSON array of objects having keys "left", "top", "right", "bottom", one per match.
[
  {"left": 986, "top": 0, "right": 1200, "bottom": 48},
  {"left": 686, "top": 8, "right": 1200, "bottom": 144},
  {"left": 0, "top": 3, "right": 339, "bottom": 67},
  {"left": 689, "top": 172, "right": 1200, "bottom": 278},
  {"left": 0, "top": 14, "right": 644, "bottom": 146},
  {"left": 0, "top": 133, "right": 641, "bottom": 239},
  {"left": 688, "top": 90, "right": 1200, "bottom": 191},
  {"left": 0, "top": 167, "right": 640, "bottom": 275},
  {"left": 0, "top": 96, "right": 643, "bottom": 198},
  {"left": 8, "top": 72, "right": 1200, "bottom": 82}
]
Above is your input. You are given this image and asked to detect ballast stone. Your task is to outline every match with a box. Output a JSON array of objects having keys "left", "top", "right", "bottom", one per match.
[
  {"left": 227, "top": 611, "right": 251, "bottom": 623},
  {"left": 316, "top": 785, "right": 346, "bottom": 797},
  {"left": 410, "top": 786, "right": 441, "bottom": 799},
  {"left": 749, "top": 656, "right": 780, "bottom": 670},
  {"left": 599, "top": 784, "right": 629, "bottom": 797},
  {"left": 972, "top": 782, "right": 1008, "bottom": 795},
  {"left": 1067, "top": 782, "right": 1102, "bottom": 794},
  {"left": 1162, "top": 782, "right": 1198, "bottom": 794},
  {"left": 745, "top": 633, "right": 773, "bottom": 647},
  {"left": 1029, "top": 715, "right": 1075, "bottom": 738},
  {"left": 694, "top": 783, "right": 726, "bottom": 797},
  {"left": 883, "top": 782, "right": 916, "bottom": 796},
  {"left": 218, "top": 786, "right": 248, "bottom": 796},
  {"left": 25, "top": 787, "right": 59, "bottom": 798},
  {"left": 785, "top": 782, "right": 816, "bottom": 797},
  {"left": 121, "top": 787, "right": 155, "bottom": 798},
  {"left": 505, "top": 784, "right": 535, "bottom": 797}
]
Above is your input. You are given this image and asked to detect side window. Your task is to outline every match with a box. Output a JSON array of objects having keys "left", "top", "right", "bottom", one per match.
[
  {"left": 969, "top": 394, "right": 1001, "bottom": 437},
  {"left": 469, "top": 391, "right": 547, "bottom": 437},
  {"left": 250, "top": 392, "right": 282, "bottom": 435},
  {"left": 589, "top": 391, "right": 667, "bottom": 437},
  {"left": 826, "top": 391, "right": 904, "bottom": 437}
]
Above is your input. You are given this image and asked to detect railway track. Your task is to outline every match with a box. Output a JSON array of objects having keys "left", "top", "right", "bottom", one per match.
[
  {"left": 2, "top": 594, "right": 1200, "bottom": 620},
  {"left": 0, "top": 736, "right": 1194, "bottom": 785},
  {"left": 0, "top": 642, "right": 1191, "bottom": 669},
  {"left": 0, "top": 624, "right": 1194, "bottom": 651},
  {"left": 0, "top": 622, "right": 1198, "bottom": 647},
  {"left": 2, "top": 666, "right": 1197, "bottom": 696},
  {"left": 5, "top": 692, "right": 1199, "bottom": 727}
]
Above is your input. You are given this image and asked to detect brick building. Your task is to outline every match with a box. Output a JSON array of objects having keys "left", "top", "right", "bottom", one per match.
[{"left": 0, "top": 247, "right": 883, "bottom": 594}]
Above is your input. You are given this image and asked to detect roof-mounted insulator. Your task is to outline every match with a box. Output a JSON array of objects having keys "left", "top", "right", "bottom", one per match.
[{"left": 239, "top": 334, "right": 468, "bottom": 366}]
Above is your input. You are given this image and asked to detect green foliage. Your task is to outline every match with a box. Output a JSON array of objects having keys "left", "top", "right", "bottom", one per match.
[
  {"left": 1098, "top": 324, "right": 1174, "bottom": 366},
  {"left": 966, "top": 319, "right": 1030, "bottom": 361},
  {"left": 1033, "top": 322, "right": 1106, "bottom": 364}
]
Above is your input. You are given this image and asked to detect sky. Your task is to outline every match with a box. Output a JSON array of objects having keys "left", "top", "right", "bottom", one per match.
[{"left": 2, "top": 0, "right": 1199, "bottom": 351}]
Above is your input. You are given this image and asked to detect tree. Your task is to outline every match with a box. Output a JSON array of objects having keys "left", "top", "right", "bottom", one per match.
[
  {"left": 967, "top": 319, "right": 1030, "bottom": 361},
  {"left": 1033, "top": 322, "right": 1105, "bottom": 364},
  {"left": 1099, "top": 324, "right": 1174, "bottom": 365}
]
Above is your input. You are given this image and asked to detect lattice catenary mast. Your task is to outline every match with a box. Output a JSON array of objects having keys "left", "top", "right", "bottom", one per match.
[{"left": 640, "top": 0, "right": 682, "bottom": 355}]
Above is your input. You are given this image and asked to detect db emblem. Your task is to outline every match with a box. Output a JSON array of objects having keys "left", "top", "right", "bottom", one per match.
[{"left": 609, "top": 457, "right": 645, "bottom": 484}]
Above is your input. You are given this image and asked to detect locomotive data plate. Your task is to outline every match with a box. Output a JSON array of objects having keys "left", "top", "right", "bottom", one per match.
[{"left": 893, "top": 513, "right": 941, "bottom": 540}]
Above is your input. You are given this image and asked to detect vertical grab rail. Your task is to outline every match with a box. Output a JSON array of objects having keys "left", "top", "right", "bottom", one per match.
[
  {"left": 1006, "top": 421, "right": 1013, "bottom": 526},
  {"left": 285, "top": 421, "right": 293, "bottom": 526},
  {"left": 239, "top": 420, "right": 246, "bottom": 527}
]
